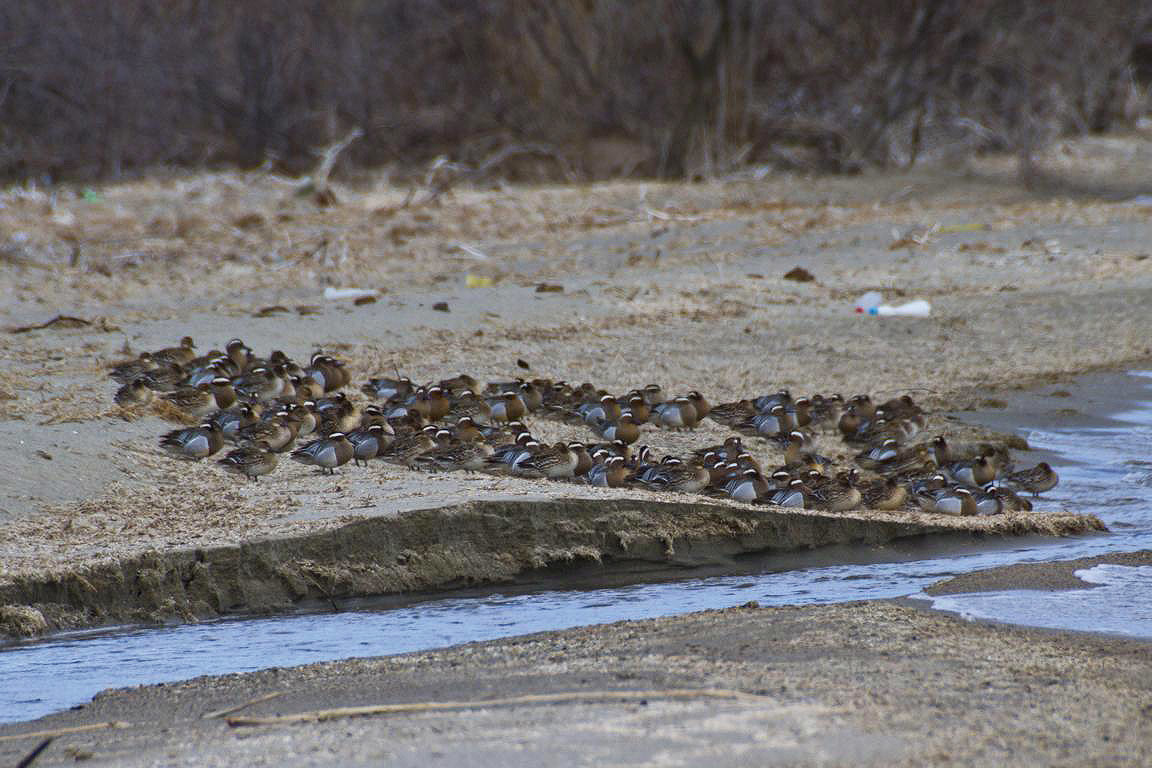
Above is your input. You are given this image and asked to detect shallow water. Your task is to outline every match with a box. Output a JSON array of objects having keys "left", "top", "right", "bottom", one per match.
[
  {"left": 2, "top": 372, "right": 1150, "bottom": 725},
  {"left": 929, "top": 564, "right": 1152, "bottom": 637}
]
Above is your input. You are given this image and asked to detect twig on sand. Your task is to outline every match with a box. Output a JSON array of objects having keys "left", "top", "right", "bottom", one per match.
[
  {"left": 14, "top": 738, "right": 53, "bottom": 768},
  {"left": 227, "top": 688, "right": 768, "bottom": 727},
  {"left": 203, "top": 691, "right": 285, "bottom": 720},
  {"left": 0, "top": 722, "right": 130, "bottom": 743}
]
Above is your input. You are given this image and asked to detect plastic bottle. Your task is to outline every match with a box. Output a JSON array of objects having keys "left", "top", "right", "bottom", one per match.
[
  {"left": 853, "top": 292, "right": 931, "bottom": 317},
  {"left": 875, "top": 299, "right": 931, "bottom": 317},
  {"left": 854, "top": 291, "right": 883, "bottom": 313}
]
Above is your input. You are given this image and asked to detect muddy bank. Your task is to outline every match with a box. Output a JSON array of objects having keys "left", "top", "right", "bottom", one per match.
[
  {"left": 2, "top": 599, "right": 1148, "bottom": 767},
  {"left": 926, "top": 549, "right": 1152, "bottom": 595},
  {"left": 0, "top": 497, "right": 1102, "bottom": 640}
]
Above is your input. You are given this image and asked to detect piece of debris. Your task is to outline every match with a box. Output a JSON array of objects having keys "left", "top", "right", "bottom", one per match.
[
  {"left": 535, "top": 283, "right": 564, "bottom": 293},
  {"left": 10, "top": 315, "right": 92, "bottom": 333},
  {"left": 295, "top": 305, "right": 323, "bottom": 316},
  {"left": 323, "top": 287, "right": 378, "bottom": 302},
  {"left": 455, "top": 243, "right": 490, "bottom": 261},
  {"left": 254, "top": 305, "right": 292, "bottom": 317},
  {"left": 517, "top": 358, "right": 531, "bottom": 370},
  {"left": 432, "top": 302, "right": 450, "bottom": 312},
  {"left": 353, "top": 295, "right": 377, "bottom": 306},
  {"left": 232, "top": 213, "right": 265, "bottom": 230},
  {"left": 35, "top": 450, "right": 53, "bottom": 460},
  {"left": 783, "top": 266, "right": 815, "bottom": 282}
]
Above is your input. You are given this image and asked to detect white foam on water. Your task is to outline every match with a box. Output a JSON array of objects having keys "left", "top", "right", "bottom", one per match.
[{"left": 926, "top": 565, "right": 1152, "bottom": 638}]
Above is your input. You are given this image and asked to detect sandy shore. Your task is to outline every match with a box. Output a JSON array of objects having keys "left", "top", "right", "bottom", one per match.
[
  {"left": 2, "top": 143, "right": 1149, "bottom": 633},
  {"left": 2, "top": 551, "right": 1150, "bottom": 767}
]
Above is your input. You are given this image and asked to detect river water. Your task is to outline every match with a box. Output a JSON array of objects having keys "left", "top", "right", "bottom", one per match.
[{"left": 2, "top": 372, "right": 1150, "bottom": 724}]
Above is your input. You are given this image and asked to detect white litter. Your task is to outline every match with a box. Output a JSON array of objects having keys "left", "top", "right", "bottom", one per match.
[{"left": 323, "top": 287, "right": 379, "bottom": 301}]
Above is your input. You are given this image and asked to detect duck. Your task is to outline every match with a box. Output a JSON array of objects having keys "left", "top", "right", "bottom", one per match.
[
  {"left": 990, "top": 486, "right": 1033, "bottom": 512},
  {"left": 586, "top": 455, "right": 629, "bottom": 488},
  {"left": 650, "top": 397, "right": 700, "bottom": 430},
  {"left": 576, "top": 395, "right": 622, "bottom": 426},
  {"left": 619, "top": 394, "right": 650, "bottom": 424},
  {"left": 790, "top": 397, "right": 813, "bottom": 428},
  {"left": 305, "top": 354, "right": 351, "bottom": 393},
  {"left": 379, "top": 427, "right": 439, "bottom": 467},
  {"left": 807, "top": 394, "right": 843, "bottom": 429},
  {"left": 346, "top": 424, "right": 391, "bottom": 466},
  {"left": 290, "top": 432, "right": 354, "bottom": 474},
  {"left": 362, "top": 376, "right": 415, "bottom": 402},
  {"left": 210, "top": 403, "right": 261, "bottom": 438},
  {"left": 159, "top": 422, "right": 223, "bottom": 460},
  {"left": 487, "top": 391, "right": 527, "bottom": 424},
  {"left": 151, "top": 336, "right": 197, "bottom": 367},
  {"left": 738, "top": 404, "right": 795, "bottom": 438},
  {"left": 448, "top": 415, "right": 485, "bottom": 444},
  {"left": 316, "top": 399, "right": 361, "bottom": 435},
  {"left": 972, "top": 488, "right": 1004, "bottom": 516},
  {"left": 109, "top": 352, "right": 158, "bottom": 384},
  {"left": 139, "top": 363, "right": 186, "bottom": 392},
  {"left": 837, "top": 405, "right": 862, "bottom": 441},
  {"left": 704, "top": 399, "right": 755, "bottom": 428},
  {"left": 515, "top": 442, "right": 579, "bottom": 479},
  {"left": 224, "top": 338, "right": 253, "bottom": 372},
  {"left": 764, "top": 478, "right": 811, "bottom": 508},
  {"left": 947, "top": 455, "right": 997, "bottom": 487},
  {"left": 930, "top": 435, "right": 952, "bottom": 467},
  {"left": 233, "top": 411, "right": 298, "bottom": 452},
  {"left": 1001, "top": 462, "right": 1059, "bottom": 496},
  {"left": 217, "top": 441, "right": 278, "bottom": 482},
  {"left": 685, "top": 391, "right": 711, "bottom": 420},
  {"left": 160, "top": 382, "right": 218, "bottom": 419},
  {"left": 233, "top": 366, "right": 281, "bottom": 401},
  {"left": 860, "top": 477, "right": 909, "bottom": 511},
  {"left": 114, "top": 376, "right": 154, "bottom": 407},
  {"left": 486, "top": 433, "right": 540, "bottom": 474},
  {"left": 917, "top": 486, "right": 978, "bottom": 516},
  {"left": 285, "top": 401, "right": 318, "bottom": 437},
  {"left": 412, "top": 440, "right": 495, "bottom": 472},
  {"left": 854, "top": 438, "right": 902, "bottom": 471},
  {"left": 443, "top": 390, "right": 493, "bottom": 426},
  {"left": 811, "top": 475, "right": 862, "bottom": 512},
  {"left": 720, "top": 468, "right": 770, "bottom": 503},
  {"left": 753, "top": 389, "right": 792, "bottom": 413},
  {"left": 637, "top": 461, "right": 711, "bottom": 493},
  {"left": 692, "top": 436, "right": 745, "bottom": 463},
  {"left": 641, "top": 383, "right": 666, "bottom": 406},
  {"left": 438, "top": 373, "right": 481, "bottom": 395},
  {"left": 857, "top": 441, "right": 932, "bottom": 476},
  {"left": 568, "top": 442, "right": 594, "bottom": 476},
  {"left": 590, "top": 414, "right": 642, "bottom": 445},
  {"left": 784, "top": 431, "right": 832, "bottom": 471}
]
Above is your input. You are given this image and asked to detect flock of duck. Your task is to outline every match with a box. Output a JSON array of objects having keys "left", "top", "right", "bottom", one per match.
[{"left": 110, "top": 337, "right": 1060, "bottom": 516}]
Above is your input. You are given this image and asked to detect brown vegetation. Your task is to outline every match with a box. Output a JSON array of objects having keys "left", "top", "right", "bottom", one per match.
[{"left": 1, "top": 1, "right": 1151, "bottom": 182}]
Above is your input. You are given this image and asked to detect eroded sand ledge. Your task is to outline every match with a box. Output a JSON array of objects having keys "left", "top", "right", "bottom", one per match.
[{"left": 0, "top": 497, "right": 1103, "bottom": 639}]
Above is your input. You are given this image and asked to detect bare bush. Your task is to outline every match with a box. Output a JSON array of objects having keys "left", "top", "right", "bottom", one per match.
[{"left": 0, "top": 0, "right": 1149, "bottom": 182}]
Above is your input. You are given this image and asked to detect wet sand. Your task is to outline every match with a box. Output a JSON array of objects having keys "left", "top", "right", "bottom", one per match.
[{"left": 2, "top": 566, "right": 1150, "bottom": 766}]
